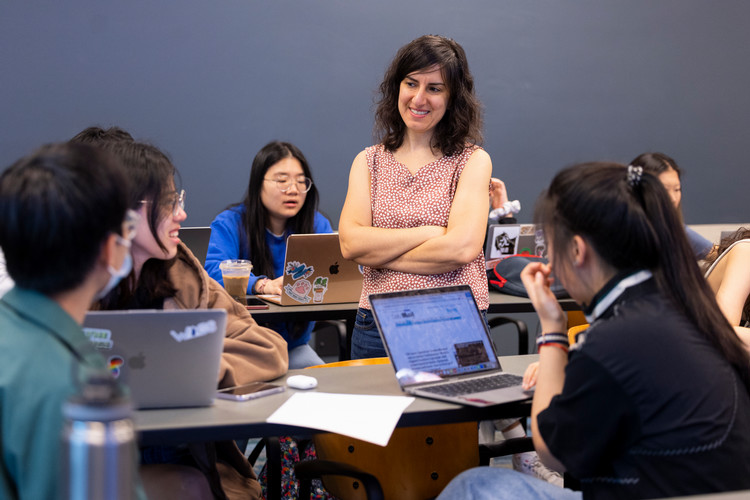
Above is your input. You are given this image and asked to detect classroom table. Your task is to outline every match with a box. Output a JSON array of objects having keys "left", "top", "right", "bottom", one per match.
[
  {"left": 249, "top": 291, "right": 578, "bottom": 324},
  {"left": 248, "top": 291, "right": 579, "bottom": 359},
  {"left": 135, "top": 354, "right": 537, "bottom": 446}
]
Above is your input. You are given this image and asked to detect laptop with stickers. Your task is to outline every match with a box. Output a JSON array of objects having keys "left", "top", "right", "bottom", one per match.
[
  {"left": 259, "top": 233, "right": 363, "bottom": 306},
  {"left": 369, "top": 285, "right": 530, "bottom": 407},
  {"left": 82, "top": 309, "right": 226, "bottom": 409},
  {"left": 485, "top": 224, "right": 547, "bottom": 263}
]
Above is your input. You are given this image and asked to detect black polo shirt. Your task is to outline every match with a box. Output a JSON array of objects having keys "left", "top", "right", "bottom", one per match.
[{"left": 538, "top": 277, "right": 750, "bottom": 499}]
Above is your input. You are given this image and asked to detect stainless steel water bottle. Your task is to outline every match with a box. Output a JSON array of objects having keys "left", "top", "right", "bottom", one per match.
[{"left": 61, "top": 372, "right": 136, "bottom": 500}]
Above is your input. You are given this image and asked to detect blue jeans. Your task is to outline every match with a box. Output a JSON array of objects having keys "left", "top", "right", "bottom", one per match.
[
  {"left": 288, "top": 342, "right": 325, "bottom": 369},
  {"left": 436, "top": 467, "right": 581, "bottom": 500},
  {"left": 350, "top": 307, "right": 490, "bottom": 360},
  {"left": 350, "top": 308, "right": 386, "bottom": 359}
]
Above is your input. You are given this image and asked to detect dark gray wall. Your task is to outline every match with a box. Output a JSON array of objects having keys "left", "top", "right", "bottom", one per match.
[{"left": 2, "top": 1, "right": 748, "bottom": 228}]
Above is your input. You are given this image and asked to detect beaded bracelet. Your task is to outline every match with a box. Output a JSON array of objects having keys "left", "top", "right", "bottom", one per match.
[
  {"left": 535, "top": 333, "right": 569, "bottom": 348},
  {"left": 536, "top": 332, "right": 570, "bottom": 355},
  {"left": 539, "top": 343, "right": 569, "bottom": 355}
]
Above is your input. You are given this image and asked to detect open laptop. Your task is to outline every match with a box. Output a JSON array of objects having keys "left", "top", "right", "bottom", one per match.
[
  {"left": 370, "top": 285, "right": 530, "bottom": 407},
  {"left": 485, "top": 224, "right": 547, "bottom": 263},
  {"left": 259, "top": 233, "right": 363, "bottom": 306},
  {"left": 82, "top": 309, "right": 226, "bottom": 409},
  {"left": 179, "top": 226, "right": 212, "bottom": 265}
]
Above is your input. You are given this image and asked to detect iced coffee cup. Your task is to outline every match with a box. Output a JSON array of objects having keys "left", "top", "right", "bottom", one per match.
[{"left": 219, "top": 259, "right": 253, "bottom": 300}]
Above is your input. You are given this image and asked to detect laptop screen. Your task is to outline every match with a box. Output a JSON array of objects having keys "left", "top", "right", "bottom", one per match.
[
  {"left": 370, "top": 286, "right": 500, "bottom": 382},
  {"left": 179, "top": 227, "right": 211, "bottom": 265}
]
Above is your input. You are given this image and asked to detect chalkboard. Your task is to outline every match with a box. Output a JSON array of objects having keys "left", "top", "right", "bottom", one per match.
[{"left": 2, "top": 0, "right": 748, "bottom": 227}]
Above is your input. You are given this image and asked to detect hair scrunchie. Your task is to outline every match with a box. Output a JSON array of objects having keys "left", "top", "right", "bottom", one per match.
[{"left": 489, "top": 199, "right": 521, "bottom": 220}]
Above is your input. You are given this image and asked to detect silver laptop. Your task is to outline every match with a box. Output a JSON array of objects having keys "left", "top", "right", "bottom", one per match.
[
  {"left": 82, "top": 309, "right": 226, "bottom": 409},
  {"left": 259, "top": 233, "right": 363, "bottom": 306},
  {"left": 370, "top": 285, "right": 530, "bottom": 407},
  {"left": 179, "top": 226, "right": 212, "bottom": 265}
]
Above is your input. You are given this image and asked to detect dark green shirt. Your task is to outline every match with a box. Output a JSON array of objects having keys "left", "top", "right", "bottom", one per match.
[{"left": 0, "top": 288, "right": 145, "bottom": 499}]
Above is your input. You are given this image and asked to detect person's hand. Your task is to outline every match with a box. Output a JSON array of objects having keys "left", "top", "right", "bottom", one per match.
[
  {"left": 489, "top": 178, "right": 509, "bottom": 210},
  {"left": 523, "top": 361, "right": 539, "bottom": 390},
  {"left": 263, "top": 276, "right": 284, "bottom": 296},
  {"left": 520, "top": 261, "right": 567, "bottom": 333}
]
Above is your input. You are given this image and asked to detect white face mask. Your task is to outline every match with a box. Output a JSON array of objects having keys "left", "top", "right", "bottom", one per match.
[{"left": 95, "top": 252, "right": 132, "bottom": 300}]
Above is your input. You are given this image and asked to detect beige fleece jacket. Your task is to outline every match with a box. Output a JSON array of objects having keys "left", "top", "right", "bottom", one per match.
[{"left": 164, "top": 244, "right": 288, "bottom": 388}]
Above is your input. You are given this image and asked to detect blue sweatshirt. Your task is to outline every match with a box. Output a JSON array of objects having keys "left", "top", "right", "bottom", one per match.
[
  {"left": 685, "top": 225, "right": 713, "bottom": 260},
  {"left": 205, "top": 205, "right": 333, "bottom": 349}
]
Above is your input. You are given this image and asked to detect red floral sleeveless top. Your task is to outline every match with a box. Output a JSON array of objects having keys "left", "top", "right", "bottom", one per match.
[{"left": 358, "top": 144, "right": 489, "bottom": 310}]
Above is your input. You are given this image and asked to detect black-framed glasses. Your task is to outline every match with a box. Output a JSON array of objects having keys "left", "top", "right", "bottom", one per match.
[
  {"left": 263, "top": 176, "right": 313, "bottom": 193},
  {"left": 140, "top": 189, "right": 186, "bottom": 217}
]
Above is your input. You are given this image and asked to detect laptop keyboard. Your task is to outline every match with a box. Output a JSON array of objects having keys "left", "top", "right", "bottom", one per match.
[{"left": 419, "top": 373, "right": 523, "bottom": 396}]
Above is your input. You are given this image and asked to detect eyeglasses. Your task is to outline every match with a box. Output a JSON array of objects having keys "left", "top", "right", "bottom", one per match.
[
  {"left": 263, "top": 176, "right": 313, "bottom": 193},
  {"left": 116, "top": 209, "right": 140, "bottom": 247},
  {"left": 140, "top": 189, "right": 186, "bottom": 217}
]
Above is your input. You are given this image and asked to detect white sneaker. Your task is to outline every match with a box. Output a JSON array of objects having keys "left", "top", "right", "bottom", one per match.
[{"left": 512, "top": 452, "right": 564, "bottom": 487}]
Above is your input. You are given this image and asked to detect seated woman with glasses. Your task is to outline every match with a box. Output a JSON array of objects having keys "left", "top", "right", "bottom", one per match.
[
  {"left": 93, "top": 139, "right": 289, "bottom": 500},
  {"left": 205, "top": 140, "right": 333, "bottom": 369}
]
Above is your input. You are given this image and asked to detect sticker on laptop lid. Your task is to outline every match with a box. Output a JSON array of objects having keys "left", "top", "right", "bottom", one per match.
[
  {"left": 169, "top": 319, "right": 218, "bottom": 342},
  {"left": 487, "top": 225, "right": 520, "bottom": 260},
  {"left": 83, "top": 328, "right": 114, "bottom": 350},
  {"left": 285, "top": 261, "right": 314, "bottom": 280},
  {"left": 284, "top": 278, "right": 312, "bottom": 303},
  {"left": 312, "top": 276, "right": 328, "bottom": 303},
  {"left": 107, "top": 355, "right": 125, "bottom": 379}
]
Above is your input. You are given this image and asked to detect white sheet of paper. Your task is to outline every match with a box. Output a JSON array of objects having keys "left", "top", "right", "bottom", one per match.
[{"left": 266, "top": 392, "right": 415, "bottom": 446}]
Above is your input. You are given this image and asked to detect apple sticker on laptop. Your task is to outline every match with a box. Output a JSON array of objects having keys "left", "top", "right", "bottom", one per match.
[{"left": 129, "top": 352, "right": 146, "bottom": 370}]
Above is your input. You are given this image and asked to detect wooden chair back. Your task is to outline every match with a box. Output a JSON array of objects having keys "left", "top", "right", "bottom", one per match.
[
  {"left": 306, "top": 357, "right": 479, "bottom": 499},
  {"left": 313, "top": 423, "right": 478, "bottom": 500}
]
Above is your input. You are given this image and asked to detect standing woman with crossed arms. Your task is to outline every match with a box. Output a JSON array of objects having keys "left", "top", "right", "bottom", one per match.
[{"left": 339, "top": 34, "right": 492, "bottom": 359}]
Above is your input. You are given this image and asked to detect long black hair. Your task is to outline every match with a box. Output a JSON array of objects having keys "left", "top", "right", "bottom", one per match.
[
  {"left": 630, "top": 151, "right": 684, "bottom": 217},
  {"left": 537, "top": 162, "right": 750, "bottom": 390},
  {"left": 97, "top": 141, "right": 180, "bottom": 309},
  {"left": 236, "top": 141, "right": 319, "bottom": 278}
]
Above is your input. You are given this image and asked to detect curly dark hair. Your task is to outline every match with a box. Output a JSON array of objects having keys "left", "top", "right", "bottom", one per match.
[{"left": 374, "top": 35, "right": 483, "bottom": 157}]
